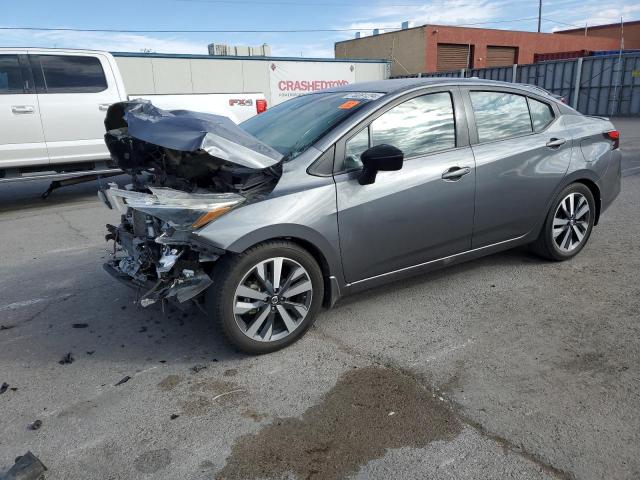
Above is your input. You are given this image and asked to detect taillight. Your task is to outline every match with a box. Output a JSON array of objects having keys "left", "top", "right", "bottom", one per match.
[
  {"left": 604, "top": 130, "right": 620, "bottom": 150},
  {"left": 256, "top": 99, "right": 267, "bottom": 114}
]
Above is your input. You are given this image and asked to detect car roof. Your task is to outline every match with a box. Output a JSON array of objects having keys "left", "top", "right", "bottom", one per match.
[{"left": 324, "top": 77, "right": 556, "bottom": 99}]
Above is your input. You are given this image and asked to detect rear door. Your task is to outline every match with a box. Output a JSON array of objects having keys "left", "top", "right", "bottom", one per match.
[
  {"left": 335, "top": 88, "right": 476, "bottom": 283},
  {"left": 0, "top": 51, "right": 48, "bottom": 168},
  {"left": 29, "top": 52, "right": 121, "bottom": 165},
  {"left": 462, "top": 88, "right": 572, "bottom": 248}
]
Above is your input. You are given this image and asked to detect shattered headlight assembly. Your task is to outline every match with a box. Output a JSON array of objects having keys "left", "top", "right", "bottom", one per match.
[{"left": 106, "top": 184, "right": 244, "bottom": 231}]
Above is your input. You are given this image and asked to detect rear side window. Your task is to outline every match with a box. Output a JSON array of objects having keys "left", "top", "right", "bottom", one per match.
[
  {"left": 0, "top": 55, "right": 24, "bottom": 94},
  {"left": 470, "top": 91, "right": 532, "bottom": 142},
  {"left": 370, "top": 92, "right": 456, "bottom": 158},
  {"left": 32, "top": 55, "right": 107, "bottom": 93},
  {"left": 528, "top": 97, "right": 554, "bottom": 131}
]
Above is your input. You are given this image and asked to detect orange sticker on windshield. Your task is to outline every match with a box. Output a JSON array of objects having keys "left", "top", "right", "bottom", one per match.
[{"left": 338, "top": 100, "right": 360, "bottom": 109}]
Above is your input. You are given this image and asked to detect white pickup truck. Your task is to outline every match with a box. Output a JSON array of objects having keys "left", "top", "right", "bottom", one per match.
[{"left": 0, "top": 48, "right": 267, "bottom": 184}]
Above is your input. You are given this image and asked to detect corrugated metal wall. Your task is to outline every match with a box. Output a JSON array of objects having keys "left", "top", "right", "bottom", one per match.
[{"left": 391, "top": 52, "right": 640, "bottom": 116}]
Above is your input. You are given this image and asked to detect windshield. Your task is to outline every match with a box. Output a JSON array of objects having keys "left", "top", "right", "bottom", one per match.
[{"left": 240, "top": 92, "right": 381, "bottom": 160}]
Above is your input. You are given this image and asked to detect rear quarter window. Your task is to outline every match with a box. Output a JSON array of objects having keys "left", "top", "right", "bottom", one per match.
[{"left": 528, "top": 97, "right": 555, "bottom": 131}]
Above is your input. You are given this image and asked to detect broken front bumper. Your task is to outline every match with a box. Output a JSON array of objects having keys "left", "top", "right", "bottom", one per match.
[{"left": 102, "top": 185, "right": 229, "bottom": 308}]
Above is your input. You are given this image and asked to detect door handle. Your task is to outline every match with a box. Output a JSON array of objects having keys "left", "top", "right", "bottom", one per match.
[
  {"left": 546, "top": 137, "right": 566, "bottom": 148},
  {"left": 99, "top": 104, "right": 111, "bottom": 111},
  {"left": 11, "top": 105, "right": 35, "bottom": 114},
  {"left": 442, "top": 166, "right": 471, "bottom": 181}
]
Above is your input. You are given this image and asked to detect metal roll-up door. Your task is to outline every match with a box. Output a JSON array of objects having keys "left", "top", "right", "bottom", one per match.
[
  {"left": 437, "top": 44, "right": 471, "bottom": 71},
  {"left": 486, "top": 46, "right": 517, "bottom": 67}
]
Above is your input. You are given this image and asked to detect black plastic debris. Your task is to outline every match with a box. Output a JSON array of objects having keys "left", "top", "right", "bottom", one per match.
[
  {"left": 170, "top": 414, "right": 180, "bottom": 420},
  {"left": 191, "top": 365, "right": 207, "bottom": 374},
  {"left": 27, "top": 420, "right": 42, "bottom": 431},
  {"left": 4, "top": 451, "right": 47, "bottom": 480},
  {"left": 114, "top": 376, "right": 131, "bottom": 386},
  {"left": 72, "top": 323, "right": 89, "bottom": 329},
  {"left": 10, "top": 387, "right": 17, "bottom": 392},
  {"left": 0, "top": 382, "right": 8, "bottom": 394},
  {"left": 86, "top": 351, "right": 95, "bottom": 355},
  {"left": 0, "top": 324, "right": 16, "bottom": 331},
  {"left": 159, "top": 360, "right": 167, "bottom": 364},
  {"left": 58, "top": 353, "right": 74, "bottom": 365}
]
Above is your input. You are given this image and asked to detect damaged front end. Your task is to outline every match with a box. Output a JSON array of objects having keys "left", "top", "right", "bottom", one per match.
[{"left": 101, "top": 100, "right": 283, "bottom": 308}]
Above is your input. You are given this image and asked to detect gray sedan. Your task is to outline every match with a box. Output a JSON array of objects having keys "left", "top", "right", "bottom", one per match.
[{"left": 102, "top": 78, "right": 621, "bottom": 354}]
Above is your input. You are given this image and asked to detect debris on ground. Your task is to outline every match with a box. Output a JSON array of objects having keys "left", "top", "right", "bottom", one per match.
[
  {"left": 159, "top": 360, "right": 167, "bottom": 364},
  {"left": 170, "top": 414, "right": 180, "bottom": 420},
  {"left": 139, "top": 326, "right": 148, "bottom": 333},
  {"left": 27, "top": 419, "right": 42, "bottom": 431},
  {"left": 0, "top": 382, "right": 8, "bottom": 394},
  {"left": 86, "top": 351, "right": 95, "bottom": 355},
  {"left": 114, "top": 376, "right": 131, "bottom": 386},
  {"left": 3, "top": 451, "right": 47, "bottom": 480},
  {"left": 58, "top": 353, "right": 74, "bottom": 365},
  {"left": 10, "top": 387, "right": 17, "bottom": 392},
  {"left": 190, "top": 365, "right": 207, "bottom": 374},
  {"left": 0, "top": 324, "right": 16, "bottom": 331},
  {"left": 72, "top": 323, "right": 89, "bottom": 329}
]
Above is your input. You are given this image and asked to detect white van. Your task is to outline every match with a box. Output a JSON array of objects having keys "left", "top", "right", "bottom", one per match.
[{"left": 0, "top": 48, "right": 267, "bottom": 183}]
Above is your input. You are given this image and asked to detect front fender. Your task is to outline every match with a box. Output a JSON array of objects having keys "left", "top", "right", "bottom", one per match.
[{"left": 192, "top": 173, "right": 345, "bottom": 287}]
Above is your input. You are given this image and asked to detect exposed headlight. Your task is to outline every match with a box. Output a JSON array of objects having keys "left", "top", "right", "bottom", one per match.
[{"left": 106, "top": 184, "right": 243, "bottom": 230}]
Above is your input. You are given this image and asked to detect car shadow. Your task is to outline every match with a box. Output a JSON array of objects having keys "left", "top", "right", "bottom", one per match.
[
  {"left": 330, "top": 245, "right": 542, "bottom": 311},
  {"left": 0, "top": 176, "right": 128, "bottom": 213}
]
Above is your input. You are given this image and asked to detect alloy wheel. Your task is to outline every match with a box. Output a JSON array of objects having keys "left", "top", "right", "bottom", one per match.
[
  {"left": 233, "top": 257, "right": 313, "bottom": 342},
  {"left": 552, "top": 192, "right": 590, "bottom": 253}
]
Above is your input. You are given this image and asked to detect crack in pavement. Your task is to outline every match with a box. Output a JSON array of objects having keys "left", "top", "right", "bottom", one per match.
[
  {"left": 55, "top": 211, "right": 92, "bottom": 241},
  {"left": 310, "top": 327, "right": 575, "bottom": 480}
]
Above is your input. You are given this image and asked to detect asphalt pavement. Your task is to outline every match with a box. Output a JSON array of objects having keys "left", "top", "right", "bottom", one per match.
[{"left": 1, "top": 118, "right": 639, "bottom": 480}]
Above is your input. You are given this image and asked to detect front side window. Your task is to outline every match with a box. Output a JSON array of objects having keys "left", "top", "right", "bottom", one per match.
[
  {"left": 344, "top": 128, "right": 370, "bottom": 170},
  {"left": 470, "top": 91, "right": 532, "bottom": 142},
  {"left": 0, "top": 55, "right": 24, "bottom": 94},
  {"left": 370, "top": 92, "right": 456, "bottom": 158},
  {"left": 32, "top": 55, "right": 107, "bottom": 93},
  {"left": 528, "top": 97, "right": 554, "bottom": 131}
]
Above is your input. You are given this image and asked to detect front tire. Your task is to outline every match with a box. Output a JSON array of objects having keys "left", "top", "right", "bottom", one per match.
[
  {"left": 531, "top": 183, "right": 595, "bottom": 261},
  {"left": 206, "top": 240, "right": 324, "bottom": 354}
]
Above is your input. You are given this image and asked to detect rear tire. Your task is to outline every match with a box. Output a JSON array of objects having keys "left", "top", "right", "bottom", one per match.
[
  {"left": 206, "top": 240, "right": 324, "bottom": 354},
  {"left": 531, "top": 183, "right": 595, "bottom": 261}
]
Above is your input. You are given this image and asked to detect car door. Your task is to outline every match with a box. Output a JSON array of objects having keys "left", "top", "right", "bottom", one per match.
[
  {"left": 0, "top": 51, "right": 49, "bottom": 169},
  {"left": 462, "top": 88, "right": 572, "bottom": 248},
  {"left": 29, "top": 52, "right": 121, "bottom": 165},
  {"left": 334, "top": 88, "right": 476, "bottom": 283}
]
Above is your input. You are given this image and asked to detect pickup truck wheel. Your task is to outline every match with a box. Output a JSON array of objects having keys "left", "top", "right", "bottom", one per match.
[{"left": 206, "top": 241, "right": 324, "bottom": 354}]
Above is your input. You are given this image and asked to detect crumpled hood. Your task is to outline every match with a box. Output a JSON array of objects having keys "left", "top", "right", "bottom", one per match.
[{"left": 105, "top": 100, "right": 283, "bottom": 170}]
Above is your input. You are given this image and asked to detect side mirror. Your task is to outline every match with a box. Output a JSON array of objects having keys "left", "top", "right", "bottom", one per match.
[{"left": 358, "top": 144, "right": 404, "bottom": 185}]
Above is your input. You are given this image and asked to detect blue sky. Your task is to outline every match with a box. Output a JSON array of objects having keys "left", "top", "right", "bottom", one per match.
[{"left": 2, "top": 0, "right": 639, "bottom": 57}]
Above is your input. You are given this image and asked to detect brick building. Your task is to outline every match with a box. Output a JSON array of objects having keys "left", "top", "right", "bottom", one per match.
[
  {"left": 335, "top": 23, "right": 625, "bottom": 76},
  {"left": 555, "top": 20, "right": 640, "bottom": 49}
]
